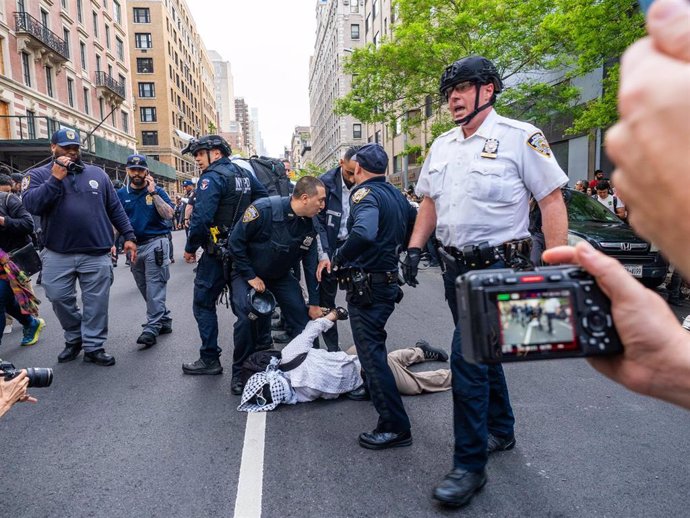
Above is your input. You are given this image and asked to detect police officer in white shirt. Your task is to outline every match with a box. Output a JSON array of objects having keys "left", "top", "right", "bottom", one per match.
[{"left": 400, "top": 56, "right": 569, "bottom": 508}]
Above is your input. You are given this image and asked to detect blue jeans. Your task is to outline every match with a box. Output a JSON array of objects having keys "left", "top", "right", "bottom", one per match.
[
  {"left": 442, "top": 260, "right": 515, "bottom": 472},
  {"left": 0, "top": 278, "right": 32, "bottom": 346}
]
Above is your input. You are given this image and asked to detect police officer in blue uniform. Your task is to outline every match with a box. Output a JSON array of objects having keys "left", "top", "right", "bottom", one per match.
[
  {"left": 331, "top": 143, "right": 417, "bottom": 450},
  {"left": 181, "top": 135, "right": 268, "bottom": 377},
  {"left": 402, "top": 56, "right": 568, "bottom": 507},
  {"left": 229, "top": 176, "right": 328, "bottom": 394},
  {"left": 316, "top": 146, "right": 359, "bottom": 352},
  {"left": 117, "top": 154, "right": 175, "bottom": 348}
]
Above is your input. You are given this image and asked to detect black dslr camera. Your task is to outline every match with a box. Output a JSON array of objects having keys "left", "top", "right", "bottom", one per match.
[
  {"left": 456, "top": 265, "right": 622, "bottom": 364},
  {"left": 0, "top": 361, "right": 53, "bottom": 388}
]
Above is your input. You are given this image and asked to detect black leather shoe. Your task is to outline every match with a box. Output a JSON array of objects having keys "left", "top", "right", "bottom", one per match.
[
  {"left": 358, "top": 429, "right": 412, "bottom": 450},
  {"left": 159, "top": 322, "right": 173, "bottom": 335},
  {"left": 83, "top": 349, "right": 116, "bottom": 366},
  {"left": 487, "top": 433, "right": 516, "bottom": 454},
  {"left": 182, "top": 358, "right": 223, "bottom": 375},
  {"left": 415, "top": 340, "right": 449, "bottom": 362},
  {"left": 324, "top": 306, "right": 349, "bottom": 321},
  {"left": 231, "top": 376, "right": 244, "bottom": 395},
  {"left": 433, "top": 468, "right": 487, "bottom": 507},
  {"left": 346, "top": 385, "right": 370, "bottom": 401},
  {"left": 58, "top": 340, "right": 82, "bottom": 363},
  {"left": 136, "top": 331, "right": 157, "bottom": 349},
  {"left": 272, "top": 332, "right": 293, "bottom": 344}
]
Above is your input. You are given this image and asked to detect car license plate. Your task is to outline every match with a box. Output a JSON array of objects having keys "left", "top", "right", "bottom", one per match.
[{"left": 624, "top": 264, "right": 643, "bottom": 277}]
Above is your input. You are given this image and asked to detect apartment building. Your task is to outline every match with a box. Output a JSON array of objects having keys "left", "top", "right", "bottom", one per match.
[
  {"left": 289, "top": 125, "right": 311, "bottom": 171},
  {"left": 234, "top": 97, "right": 253, "bottom": 155},
  {"left": 127, "top": 0, "right": 217, "bottom": 185},
  {"left": 0, "top": 0, "right": 175, "bottom": 181},
  {"left": 208, "top": 49, "right": 235, "bottom": 133},
  {"left": 308, "top": 0, "right": 364, "bottom": 169}
]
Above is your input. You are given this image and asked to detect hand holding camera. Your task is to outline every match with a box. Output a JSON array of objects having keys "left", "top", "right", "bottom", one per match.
[{"left": 0, "top": 362, "right": 52, "bottom": 418}]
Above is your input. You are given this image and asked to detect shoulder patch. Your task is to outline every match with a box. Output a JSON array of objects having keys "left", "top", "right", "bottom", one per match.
[
  {"left": 242, "top": 205, "right": 260, "bottom": 223},
  {"left": 526, "top": 132, "right": 552, "bottom": 157},
  {"left": 352, "top": 187, "right": 371, "bottom": 204},
  {"left": 21, "top": 176, "right": 30, "bottom": 192},
  {"left": 200, "top": 178, "right": 210, "bottom": 190}
]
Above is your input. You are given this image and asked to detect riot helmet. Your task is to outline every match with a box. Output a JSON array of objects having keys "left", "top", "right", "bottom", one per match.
[
  {"left": 439, "top": 56, "right": 503, "bottom": 126},
  {"left": 247, "top": 288, "right": 277, "bottom": 321},
  {"left": 181, "top": 135, "right": 232, "bottom": 157}
]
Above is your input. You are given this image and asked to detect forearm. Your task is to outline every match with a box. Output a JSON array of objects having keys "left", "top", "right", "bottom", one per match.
[
  {"left": 646, "top": 335, "right": 690, "bottom": 409},
  {"left": 538, "top": 192, "right": 568, "bottom": 249},
  {"left": 152, "top": 194, "right": 174, "bottom": 220},
  {"left": 408, "top": 197, "right": 437, "bottom": 249},
  {"left": 281, "top": 319, "right": 334, "bottom": 361}
]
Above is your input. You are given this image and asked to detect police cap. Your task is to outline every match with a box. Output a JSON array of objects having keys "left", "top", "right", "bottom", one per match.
[
  {"left": 126, "top": 153, "right": 149, "bottom": 170},
  {"left": 51, "top": 128, "right": 81, "bottom": 147},
  {"left": 353, "top": 143, "right": 388, "bottom": 174}
]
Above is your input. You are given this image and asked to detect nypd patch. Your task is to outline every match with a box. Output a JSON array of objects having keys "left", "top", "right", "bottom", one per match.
[
  {"left": 200, "top": 178, "right": 210, "bottom": 190},
  {"left": 527, "top": 132, "right": 552, "bottom": 157},
  {"left": 352, "top": 187, "right": 370, "bottom": 204},
  {"left": 242, "top": 205, "right": 259, "bottom": 223},
  {"left": 21, "top": 176, "right": 30, "bottom": 192}
]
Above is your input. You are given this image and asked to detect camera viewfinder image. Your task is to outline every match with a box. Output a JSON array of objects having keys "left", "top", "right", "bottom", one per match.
[{"left": 495, "top": 289, "right": 577, "bottom": 357}]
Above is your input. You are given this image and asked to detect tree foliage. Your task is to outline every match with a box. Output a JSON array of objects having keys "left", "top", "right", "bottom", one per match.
[{"left": 336, "top": 0, "right": 644, "bottom": 134}]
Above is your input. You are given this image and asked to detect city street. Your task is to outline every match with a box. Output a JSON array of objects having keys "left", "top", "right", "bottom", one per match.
[{"left": 1, "top": 231, "right": 689, "bottom": 518}]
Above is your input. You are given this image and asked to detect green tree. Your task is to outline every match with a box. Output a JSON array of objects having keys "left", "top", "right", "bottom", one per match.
[
  {"left": 336, "top": 0, "right": 644, "bottom": 134},
  {"left": 296, "top": 162, "right": 326, "bottom": 179}
]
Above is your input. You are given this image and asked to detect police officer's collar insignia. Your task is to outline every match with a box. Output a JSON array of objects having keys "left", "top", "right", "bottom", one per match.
[
  {"left": 21, "top": 176, "right": 30, "bottom": 192},
  {"left": 481, "top": 138, "right": 499, "bottom": 159},
  {"left": 200, "top": 178, "right": 210, "bottom": 190},
  {"left": 352, "top": 187, "right": 370, "bottom": 204},
  {"left": 527, "top": 132, "right": 552, "bottom": 157},
  {"left": 242, "top": 205, "right": 259, "bottom": 223}
]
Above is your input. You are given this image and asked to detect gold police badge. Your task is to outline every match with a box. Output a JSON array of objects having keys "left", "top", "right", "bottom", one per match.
[{"left": 481, "top": 138, "right": 499, "bottom": 159}]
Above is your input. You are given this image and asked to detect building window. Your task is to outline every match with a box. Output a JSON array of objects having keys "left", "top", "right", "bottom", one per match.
[
  {"left": 137, "top": 58, "right": 154, "bottom": 73},
  {"left": 67, "top": 78, "right": 75, "bottom": 107},
  {"left": 121, "top": 110, "right": 129, "bottom": 133},
  {"left": 140, "top": 107, "right": 157, "bottom": 122},
  {"left": 350, "top": 1, "right": 360, "bottom": 13},
  {"left": 80, "top": 41, "right": 87, "bottom": 70},
  {"left": 375, "top": 130, "right": 381, "bottom": 144},
  {"left": 99, "top": 97, "right": 105, "bottom": 119},
  {"left": 365, "top": 13, "right": 370, "bottom": 35},
  {"left": 92, "top": 11, "right": 98, "bottom": 37},
  {"left": 113, "top": 1, "right": 122, "bottom": 24},
  {"left": 61, "top": 0, "right": 67, "bottom": 10},
  {"left": 111, "top": 106, "right": 116, "bottom": 127},
  {"left": 135, "top": 33, "right": 152, "bottom": 49},
  {"left": 21, "top": 52, "right": 31, "bottom": 87},
  {"left": 105, "top": 25, "right": 111, "bottom": 49},
  {"left": 116, "top": 37, "right": 124, "bottom": 60},
  {"left": 95, "top": 54, "right": 101, "bottom": 72},
  {"left": 41, "top": 9, "right": 49, "bottom": 28},
  {"left": 133, "top": 7, "right": 151, "bottom": 23},
  {"left": 77, "top": 0, "right": 83, "bottom": 23},
  {"left": 26, "top": 110, "right": 36, "bottom": 139},
  {"left": 141, "top": 131, "right": 158, "bottom": 145},
  {"left": 373, "top": 0, "right": 378, "bottom": 20},
  {"left": 45, "top": 66, "right": 54, "bottom": 97},
  {"left": 351, "top": 24, "right": 360, "bottom": 40},
  {"left": 118, "top": 74, "right": 126, "bottom": 89},
  {"left": 83, "top": 88, "right": 90, "bottom": 114},
  {"left": 138, "top": 82, "right": 155, "bottom": 97},
  {"left": 63, "top": 28, "right": 70, "bottom": 54},
  {"left": 425, "top": 95, "right": 433, "bottom": 118},
  {"left": 353, "top": 123, "right": 362, "bottom": 139},
  {"left": 17, "top": 0, "right": 26, "bottom": 13}
]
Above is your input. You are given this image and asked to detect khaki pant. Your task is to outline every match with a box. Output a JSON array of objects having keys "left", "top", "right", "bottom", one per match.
[{"left": 347, "top": 346, "right": 452, "bottom": 396}]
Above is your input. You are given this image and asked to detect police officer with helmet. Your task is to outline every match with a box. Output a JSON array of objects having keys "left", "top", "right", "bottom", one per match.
[
  {"left": 117, "top": 154, "right": 175, "bottom": 348},
  {"left": 229, "top": 176, "right": 328, "bottom": 395},
  {"left": 181, "top": 135, "right": 268, "bottom": 376},
  {"left": 401, "top": 56, "right": 568, "bottom": 506},
  {"left": 330, "top": 143, "right": 417, "bottom": 450}
]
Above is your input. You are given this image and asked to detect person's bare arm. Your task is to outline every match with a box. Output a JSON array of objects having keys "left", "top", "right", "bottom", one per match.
[{"left": 538, "top": 189, "right": 568, "bottom": 250}]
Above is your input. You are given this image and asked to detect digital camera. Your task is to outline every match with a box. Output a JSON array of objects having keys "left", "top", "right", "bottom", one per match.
[
  {"left": 0, "top": 361, "right": 53, "bottom": 388},
  {"left": 456, "top": 265, "right": 623, "bottom": 364}
]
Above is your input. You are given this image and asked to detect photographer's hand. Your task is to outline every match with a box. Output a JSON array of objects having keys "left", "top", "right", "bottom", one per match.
[
  {"left": 542, "top": 241, "right": 690, "bottom": 410},
  {"left": 0, "top": 370, "right": 37, "bottom": 419}
]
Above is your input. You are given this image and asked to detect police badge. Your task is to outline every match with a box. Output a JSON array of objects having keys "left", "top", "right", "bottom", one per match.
[{"left": 481, "top": 138, "right": 499, "bottom": 159}]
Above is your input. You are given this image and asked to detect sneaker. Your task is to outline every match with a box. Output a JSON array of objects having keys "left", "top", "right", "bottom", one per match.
[
  {"left": 3, "top": 323, "right": 12, "bottom": 335},
  {"left": 415, "top": 340, "right": 449, "bottom": 362},
  {"left": 21, "top": 317, "right": 46, "bottom": 346},
  {"left": 182, "top": 357, "right": 223, "bottom": 375}
]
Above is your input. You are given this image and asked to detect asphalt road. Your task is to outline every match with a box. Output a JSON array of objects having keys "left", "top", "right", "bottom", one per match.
[{"left": 1, "top": 231, "right": 689, "bottom": 517}]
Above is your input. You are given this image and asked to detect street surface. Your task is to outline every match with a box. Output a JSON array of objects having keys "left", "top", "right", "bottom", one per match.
[{"left": 1, "top": 231, "right": 689, "bottom": 517}]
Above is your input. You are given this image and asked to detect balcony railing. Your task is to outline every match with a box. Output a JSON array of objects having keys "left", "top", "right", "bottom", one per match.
[
  {"left": 0, "top": 116, "right": 95, "bottom": 151},
  {"left": 14, "top": 12, "right": 70, "bottom": 61},
  {"left": 94, "top": 71, "right": 126, "bottom": 101}
]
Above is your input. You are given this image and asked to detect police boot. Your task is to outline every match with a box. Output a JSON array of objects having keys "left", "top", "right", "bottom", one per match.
[
  {"left": 433, "top": 468, "right": 487, "bottom": 507},
  {"left": 58, "top": 339, "right": 83, "bottom": 363},
  {"left": 182, "top": 357, "right": 223, "bottom": 375}
]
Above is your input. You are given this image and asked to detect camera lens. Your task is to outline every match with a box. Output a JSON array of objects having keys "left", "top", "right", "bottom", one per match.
[
  {"left": 588, "top": 312, "right": 607, "bottom": 332},
  {"left": 25, "top": 367, "right": 53, "bottom": 388}
]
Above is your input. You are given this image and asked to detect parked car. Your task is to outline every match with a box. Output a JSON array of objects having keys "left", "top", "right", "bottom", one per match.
[{"left": 563, "top": 189, "right": 668, "bottom": 288}]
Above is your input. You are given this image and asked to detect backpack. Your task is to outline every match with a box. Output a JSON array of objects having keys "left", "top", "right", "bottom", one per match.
[{"left": 248, "top": 156, "right": 292, "bottom": 196}]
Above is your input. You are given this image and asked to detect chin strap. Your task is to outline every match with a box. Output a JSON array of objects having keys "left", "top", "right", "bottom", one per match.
[{"left": 454, "top": 84, "right": 494, "bottom": 126}]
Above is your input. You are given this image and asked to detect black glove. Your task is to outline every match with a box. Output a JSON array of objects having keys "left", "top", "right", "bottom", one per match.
[
  {"left": 400, "top": 247, "right": 421, "bottom": 287},
  {"left": 331, "top": 248, "right": 344, "bottom": 270}
]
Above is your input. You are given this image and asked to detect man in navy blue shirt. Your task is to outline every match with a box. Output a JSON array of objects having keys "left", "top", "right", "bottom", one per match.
[
  {"left": 117, "top": 154, "right": 174, "bottom": 348},
  {"left": 332, "top": 143, "right": 417, "bottom": 450},
  {"left": 23, "top": 128, "right": 137, "bottom": 366}
]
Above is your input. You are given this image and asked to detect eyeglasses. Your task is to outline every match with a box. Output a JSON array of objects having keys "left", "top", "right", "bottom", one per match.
[{"left": 443, "top": 80, "right": 475, "bottom": 99}]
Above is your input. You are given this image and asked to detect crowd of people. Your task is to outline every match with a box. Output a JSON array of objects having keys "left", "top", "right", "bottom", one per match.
[{"left": 2, "top": 0, "right": 689, "bottom": 510}]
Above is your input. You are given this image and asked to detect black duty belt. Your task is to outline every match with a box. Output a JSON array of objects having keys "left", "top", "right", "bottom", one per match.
[
  {"left": 442, "top": 238, "right": 532, "bottom": 269},
  {"left": 137, "top": 235, "right": 168, "bottom": 247},
  {"left": 368, "top": 271, "right": 398, "bottom": 284}
]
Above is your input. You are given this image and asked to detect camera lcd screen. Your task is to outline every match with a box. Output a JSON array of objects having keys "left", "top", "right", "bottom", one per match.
[{"left": 493, "top": 289, "right": 577, "bottom": 358}]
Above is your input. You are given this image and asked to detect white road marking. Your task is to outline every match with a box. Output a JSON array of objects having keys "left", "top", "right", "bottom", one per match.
[{"left": 233, "top": 412, "right": 267, "bottom": 518}]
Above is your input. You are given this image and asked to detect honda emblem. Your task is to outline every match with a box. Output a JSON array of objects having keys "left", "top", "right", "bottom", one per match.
[{"left": 620, "top": 243, "right": 632, "bottom": 251}]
